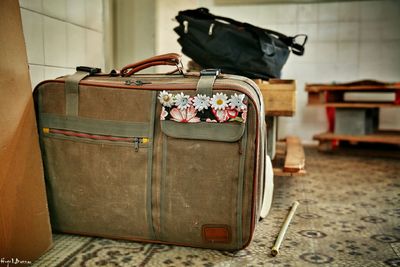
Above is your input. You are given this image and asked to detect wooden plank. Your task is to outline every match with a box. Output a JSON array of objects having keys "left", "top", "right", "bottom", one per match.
[
  {"left": 283, "top": 136, "right": 306, "bottom": 173},
  {"left": 305, "top": 80, "right": 400, "bottom": 92},
  {"left": 307, "top": 90, "right": 399, "bottom": 107},
  {"left": 273, "top": 168, "right": 307, "bottom": 177},
  {"left": 308, "top": 102, "right": 399, "bottom": 108},
  {"left": 255, "top": 79, "right": 296, "bottom": 117},
  {"left": 313, "top": 131, "right": 400, "bottom": 145},
  {"left": 272, "top": 139, "right": 306, "bottom": 176},
  {"left": 263, "top": 110, "right": 295, "bottom": 116},
  {"left": 306, "top": 85, "right": 400, "bottom": 92},
  {"left": 0, "top": 0, "right": 52, "bottom": 260}
]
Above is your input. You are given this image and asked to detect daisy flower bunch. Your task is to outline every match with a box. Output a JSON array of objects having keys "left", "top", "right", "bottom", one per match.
[{"left": 158, "top": 90, "right": 247, "bottom": 123}]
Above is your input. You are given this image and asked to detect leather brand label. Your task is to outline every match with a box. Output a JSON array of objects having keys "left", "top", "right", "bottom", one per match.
[{"left": 202, "top": 224, "right": 231, "bottom": 243}]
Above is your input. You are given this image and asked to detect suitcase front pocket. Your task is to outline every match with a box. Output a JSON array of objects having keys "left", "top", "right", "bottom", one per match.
[
  {"left": 159, "top": 120, "right": 248, "bottom": 250},
  {"left": 40, "top": 116, "right": 154, "bottom": 239}
]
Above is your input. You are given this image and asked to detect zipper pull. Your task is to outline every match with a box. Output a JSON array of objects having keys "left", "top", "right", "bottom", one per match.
[
  {"left": 134, "top": 137, "right": 140, "bottom": 152},
  {"left": 134, "top": 80, "right": 152, "bottom": 86},
  {"left": 134, "top": 137, "right": 149, "bottom": 152},
  {"left": 125, "top": 80, "right": 152, "bottom": 86}
]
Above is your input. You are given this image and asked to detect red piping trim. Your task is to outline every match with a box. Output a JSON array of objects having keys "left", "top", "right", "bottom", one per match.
[{"left": 48, "top": 129, "right": 134, "bottom": 142}]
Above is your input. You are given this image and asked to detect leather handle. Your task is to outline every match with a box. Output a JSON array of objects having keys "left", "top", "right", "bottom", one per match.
[{"left": 120, "top": 53, "right": 182, "bottom": 77}]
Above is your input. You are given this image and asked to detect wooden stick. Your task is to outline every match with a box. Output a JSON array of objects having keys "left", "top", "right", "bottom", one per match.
[{"left": 271, "top": 201, "right": 299, "bottom": 257}]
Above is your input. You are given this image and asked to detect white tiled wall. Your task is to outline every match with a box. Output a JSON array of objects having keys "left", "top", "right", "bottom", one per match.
[
  {"left": 155, "top": 0, "right": 197, "bottom": 68},
  {"left": 19, "top": 0, "right": 104, "bottom": 90},
  {"left": 156, "top": 0, "right": 400, "bottom": 142}
]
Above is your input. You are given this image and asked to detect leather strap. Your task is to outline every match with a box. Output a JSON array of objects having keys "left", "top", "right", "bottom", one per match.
[
  {"left": 65, "top": 71, "right": 90, "bottom": 116},
  {"left": 120, "top": 53, "right": 182, "bottom": 77},
  {"left": 196, "top": 69, "right": 219, "bottom": 97},
  {"left": 146, "top": 92, "right": 157, "bottom": 239},
  {"left": 124, "top": 61, "right": 179, "bottom": 76}
]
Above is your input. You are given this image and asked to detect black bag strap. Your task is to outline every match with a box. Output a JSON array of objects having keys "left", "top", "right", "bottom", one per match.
[{"left": 177, "top": 8, "right": 308, "bottom": 56}]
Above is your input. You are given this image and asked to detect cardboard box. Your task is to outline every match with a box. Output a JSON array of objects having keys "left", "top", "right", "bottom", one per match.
[{"left": 0, "top": 0, "right": 52, "bottom": 263}]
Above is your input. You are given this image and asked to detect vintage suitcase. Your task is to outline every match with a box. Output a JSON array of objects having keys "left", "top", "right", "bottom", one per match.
[{"left": 34, "top": 53, "right": 273, "bottom": 250}]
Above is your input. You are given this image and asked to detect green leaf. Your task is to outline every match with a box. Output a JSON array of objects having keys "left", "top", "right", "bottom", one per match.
[{"left": 229, "top": 117, "right": 243, "bottom": 123}]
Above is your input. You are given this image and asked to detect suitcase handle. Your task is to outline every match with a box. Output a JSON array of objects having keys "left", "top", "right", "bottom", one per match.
[{"left": 120, "top": 53, "right": 183, "bottom": 77}]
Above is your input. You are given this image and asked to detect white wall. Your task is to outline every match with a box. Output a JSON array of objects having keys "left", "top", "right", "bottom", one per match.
[
  {"left": 156, "top": 0, "right": 400, "bottom": 142},
  {"left": 19, "top": 0, "right": 105, "bottom": 90},
  {"left": 114, "top": 0, "right": 156, "bottom": 69},
  {"left": 155, "top": 0, "right": 197, "bottom": 68}
]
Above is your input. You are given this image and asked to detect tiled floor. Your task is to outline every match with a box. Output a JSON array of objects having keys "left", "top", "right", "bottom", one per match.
[{"left": 33, "top": 147, "right": 400, "bottom": 266}]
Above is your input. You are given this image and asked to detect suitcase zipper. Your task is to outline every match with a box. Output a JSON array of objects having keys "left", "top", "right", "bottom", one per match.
[
  {"left": 63, "top": 78, "right": 261, "bottom": 106},
  {"left": 42, "top": 128, "right": 149, "bottom": 152},
  {"left": 133, "top": 137, "right": 143, "bottom": 152},
  {"left": 124, "top": 80, "right": 153, "bottom": 86}
]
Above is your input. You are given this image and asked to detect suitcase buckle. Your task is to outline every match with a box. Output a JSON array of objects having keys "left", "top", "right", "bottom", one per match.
[
  {"left": 76, "top": 66, "right": 101, "bottom": 75},
  {"left": 200, "top": 69, "right": 220, "bottom": 76}
]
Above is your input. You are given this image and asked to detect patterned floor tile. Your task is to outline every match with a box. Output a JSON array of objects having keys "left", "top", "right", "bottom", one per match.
[{"left": 31, "top": 147, "right": 400, "bottom": 266}]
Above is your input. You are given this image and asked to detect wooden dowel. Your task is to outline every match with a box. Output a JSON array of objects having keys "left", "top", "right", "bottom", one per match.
[{"left": 271, "top": 201, "right": 299, "bottom": 257}]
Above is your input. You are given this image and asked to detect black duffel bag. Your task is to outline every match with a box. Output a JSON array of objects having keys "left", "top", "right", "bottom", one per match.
[{"left": 174, "top": 8, "right": 307, "bottom": 79}]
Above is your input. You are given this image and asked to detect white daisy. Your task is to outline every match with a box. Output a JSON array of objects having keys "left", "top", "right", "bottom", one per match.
[
  {"left": 193, "top": 94, "right": 210, "bottom": 111},
  {"left": 229, "top": 93, "right": 246, "bottom": 111},
  {"left": 210, "top": 93, "right": 229, "bottom": 110},
  {"left": 158, "top": 90, "right": 174, "bottom": 107},
  {"left": 174, "top": 92, "right": 192, "bottom": 110}
]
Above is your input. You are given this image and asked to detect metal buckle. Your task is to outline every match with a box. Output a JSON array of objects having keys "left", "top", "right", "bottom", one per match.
[
  {"left": 208, "top": 23, "right": 215, "bottom": 36},
  {"left": 183, "top": 20, "right": 189, "bottom": 34},
  {"left": 200, "top": 69, "right": 220, "bottom": 76},
  {"left": 76, "top": 66, "right": 101, "bottom": 75}
]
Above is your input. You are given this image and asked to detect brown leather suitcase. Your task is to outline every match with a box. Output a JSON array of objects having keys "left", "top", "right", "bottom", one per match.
[{"left": 34, "top": 53, "right": 273, "bottom": 250}]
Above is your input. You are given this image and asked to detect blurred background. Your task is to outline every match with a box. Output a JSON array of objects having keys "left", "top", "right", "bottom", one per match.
[{"left": 19, "top": 0, "right": 400, "bottom": 143}]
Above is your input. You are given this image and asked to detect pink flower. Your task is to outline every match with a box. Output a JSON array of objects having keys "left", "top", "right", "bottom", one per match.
[
  {"left": 227, "top": 108, "right": 238, "bottom": 119},
  {"left": 212, "top": 109, "right": 229, "bottom": 122},
  {"left": 241, "top": 110, "right": 247, "bottom": 122},
  {"left": 170, "top": 106, "right": 200, "bottom": 123},
  {"left": 160, "top": 107, "right": 168, "bottom": 120}
]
